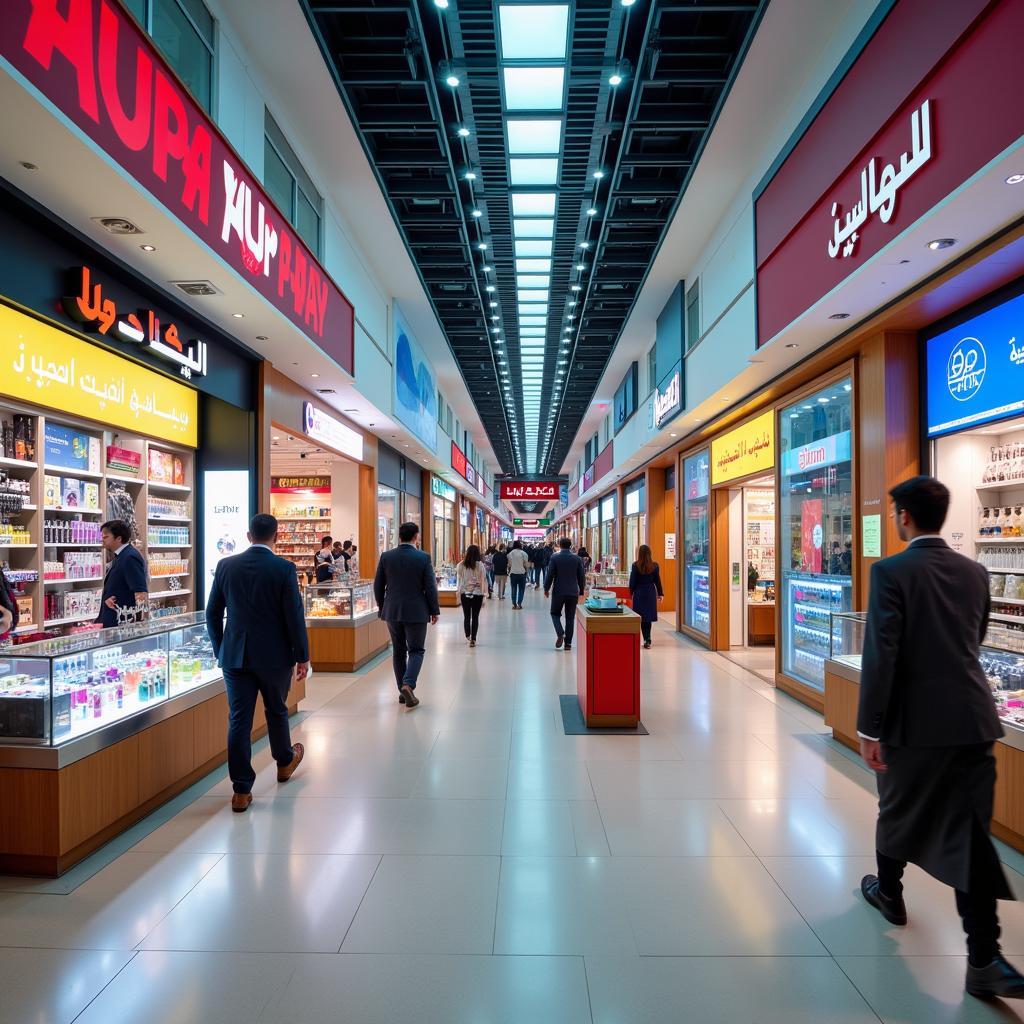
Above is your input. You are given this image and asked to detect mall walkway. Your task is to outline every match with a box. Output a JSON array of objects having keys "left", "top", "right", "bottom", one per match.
[{"left": 3, "top": 590, "right": 1024, "bottom": 1023}]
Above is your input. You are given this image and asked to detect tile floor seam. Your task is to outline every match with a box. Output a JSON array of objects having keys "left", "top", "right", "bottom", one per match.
[
  {"left": 335, "top": 854, "right": 384, "bottom": 954},
  {"left": 586, "top": 794, "right": 615, "bottom": 858},
  {"left": 68, "top": 949, "right": 140, "bottom": 1023},
  {"left": 580, "top": 955, "right": 597, "bottom": 1024},
  {"left": 755, "top": 853, "right": 839, "bottom": 961},
  {"left": 491, "top": 856, "right": 504, "bottom": 955},
  {"left": 829, "top": 955, "right": 888, "bottom": 1023}
]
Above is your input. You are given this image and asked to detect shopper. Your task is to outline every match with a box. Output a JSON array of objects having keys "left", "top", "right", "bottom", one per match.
[
  {"left": 492, "top": 544, "right": 509, "bottom": 599},
  {"left": 340, "top": 539, "right": 354, "bottom": 572},
  {"left": 0, "top": 569, "right": 17, "bottom": 643},
  {"left": 507, "top": 540, "right": 530, "bottom": 608},
  {"left": 349, "top": 544, "right": 359, "bottom": 576},
  {"left": 97, "top": 520, "right": 148, "bottom": 628},
  {"left": 532, "top": 542, "right": 550, "bottom": 590},
  {"left": 544, "top": 537, "right": 585, "bottom": 650},
  {"left": 373, "top": 521, "right": 440, "bottom": 708},
  {"left": 858, "top": 476, "right": 1024, "bottom": 999},
  {"left": 578, "top": 547, "right": 592, "bottom": 574},
  {"left": 457, "top": 544, "right": 487, "bottom": 646},
  {"left": 628, "top": 544, "right": 664, "bottom": 649},
  {"left": 314, "top": 535, "right": 335, "bottom": 583},
  {"left": 483, "top": 545, "right": 496, "bottom": 598},
  {"left": 206, "top": 513, "right": 309, "bottom": 813}
]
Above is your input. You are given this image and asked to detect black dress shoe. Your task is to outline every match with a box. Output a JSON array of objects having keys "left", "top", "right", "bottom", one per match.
[
  {"left": 860, "top": 874, "right": 907, "bottom": 926},
  {"left": 399, "top": 693, "right": 406, "bottom": 704},
  {"left": 967, "top": 956, "right": 1024, "bottom": 999}
]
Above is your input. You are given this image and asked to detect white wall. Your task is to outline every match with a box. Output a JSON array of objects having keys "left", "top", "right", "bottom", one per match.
[{"left": 330, "top": 460, "right": 360, "bottom": 546}]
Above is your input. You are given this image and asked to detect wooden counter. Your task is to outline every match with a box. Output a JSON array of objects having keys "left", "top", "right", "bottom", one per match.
[
  {"left": 575, "top": 605, "right": 641, "bottom": 728},
  {"left": 306, "top": 614, "right": 391, "bottom": 671},
  {"left": 438, "top": 590, "right": 460, "bottom": 608},
  {"left": 0, "top": 673, "right": 305, "bottom": 876},
  {"left": 747, "top": 601, "right": 776, "bottom": 646}
]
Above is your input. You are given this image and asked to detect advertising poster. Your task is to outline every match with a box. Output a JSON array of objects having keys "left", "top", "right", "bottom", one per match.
[
  {"left": 801, "top": 499, "right": 823, "bottom": 573},
  {"left": 203, "top": 470, "right": 251, "bottom": 603},
  {"left": 394, "top": 306, "right": 437, "bottom": 451}
]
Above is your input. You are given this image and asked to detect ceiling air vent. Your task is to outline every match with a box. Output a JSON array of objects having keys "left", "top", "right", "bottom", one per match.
[
  {"left": 171, "top": 280, "right": 221, "bottom": 297},
  {"left": 93, "top": 216, "right": 143, "bottom": 234},
  {"left": 315, "top": 388, "right": 337, "bottom": 395}
]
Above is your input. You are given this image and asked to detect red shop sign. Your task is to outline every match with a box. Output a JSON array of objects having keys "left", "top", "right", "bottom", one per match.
[
  {"left": 450, "top": 441, "right": 467, "bottom": 479},
  {"left": 499, "top": 481, "right": 559, "bottom": 501},
  {"left": 754, "top": 0, "right": 1024, "bottom": 346},
  {"left": 1, "top": 0, "right": 354, "bottom": 373}
]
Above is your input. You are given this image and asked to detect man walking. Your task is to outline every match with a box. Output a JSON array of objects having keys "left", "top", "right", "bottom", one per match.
[
  {"left": 373, "top": 521, "right": 440, "bottom": 708},
  {"left": 492, "top": 544, "right": 509, "bottom": 600},
  {"left": 544, "top": 537, "right": 586, "bottom": 651},
  {"left": 206, "top": 514, "right": 309, "bottom": 813},
  {"left": 97, "top": 520, "right": 148, "bottom": 627},
  {"left": 858, "top": 476, "right": 1024, "bottom": 999},
  {"left": 507, "top": 540, "right": 530, "bottom": 609}
]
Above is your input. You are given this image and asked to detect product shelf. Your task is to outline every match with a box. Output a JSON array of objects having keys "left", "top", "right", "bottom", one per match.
[
  {"left": 147, "top": 481, "right": 191, "bottom": 493},
  {"left": 149, "top": 589, "right": 192, "bottom": 599},
  {"left": 44, "top": 464, "right": 102, "bottom": 479},
  {"left": 43, "top": 506, "right": 102, "bottom": 515},
  {"left": 0, "top": 456, "right": 37, "bottom": 470}
]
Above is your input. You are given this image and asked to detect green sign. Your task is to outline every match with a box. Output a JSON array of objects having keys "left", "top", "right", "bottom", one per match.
[
  {"left": 431, "top": 477, "right": 456, "bottom": 502},
  {"left": 862, "top": 513, "right": 882, "bottom": 558}
]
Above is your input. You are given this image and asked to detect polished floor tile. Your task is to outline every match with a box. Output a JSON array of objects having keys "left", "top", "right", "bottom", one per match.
[
  {"left": 412, "top": 757, "right": 509, "bottom": 799},
  {"left": 506, "top": 757, "right": 596, "bottom": 800},
  {"left": 384, "top": 798, "right": 505, "bottom": 854},
  {"left": 597, "top": 799, "right": 753, "bottom": 857},
  {"left": 502, "top": 799, "right": 578, "bottom": 855},
  {"left": 717, "top": 798, "right": 877, "bottom": 857}
]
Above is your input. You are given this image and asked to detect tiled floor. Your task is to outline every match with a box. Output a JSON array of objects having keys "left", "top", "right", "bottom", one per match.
[{"left": 3, "top": 589, "right": 1024, "bottom": 1022}]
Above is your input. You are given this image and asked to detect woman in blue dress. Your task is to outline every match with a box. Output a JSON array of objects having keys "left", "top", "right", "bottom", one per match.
[{"left": 628, "top": 544, "right": 664, "bottom": 649}]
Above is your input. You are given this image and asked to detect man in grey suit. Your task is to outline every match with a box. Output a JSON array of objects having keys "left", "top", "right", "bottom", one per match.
[
  {"left": 373, "top": 521, "right": 440, "bottom": 708},
  {"left": 858, "top": 476, "right": 1024, "bottom": 999},
  {"left": 544, "top": 537, "right": 586, "bottom": 651}
]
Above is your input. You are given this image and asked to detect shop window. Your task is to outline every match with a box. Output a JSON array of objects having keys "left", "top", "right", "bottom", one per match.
[
  {"left": 437, "top": 392, "right": 445, "bottom": 427},
  {"left": 130, "top": 0, "right": 214, "bottom": 114},
  {"left": 264, "top": 111, "right": 323, "bottom": 258},
  {"left": 683, "top": 450, "right": 710, "bottom": 635},
  {"left": 779, "top": 378, "right": 854, "bottom": 691},
  {"left": 686, "top": 279, "right": 700, "bottom": 350},
  {"left": 647, "top": 344, "right": 657, "bottom": 394}
]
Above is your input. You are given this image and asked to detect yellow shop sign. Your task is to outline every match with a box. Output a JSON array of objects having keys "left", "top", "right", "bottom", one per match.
[
  {"left": 1, "top": 304, "right": 198, "bottom": 447},
  {"left": 711, "top": 409, "right": 775, "bottom": 484}
]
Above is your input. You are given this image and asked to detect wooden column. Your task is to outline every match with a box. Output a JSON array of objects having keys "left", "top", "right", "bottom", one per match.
[
  {"left": 646, "top": 467, "right": 677, "bottom": 613},
  {"left": 358, "top": 463, "right": 378, "bottom": 576},
  {"left": 710, "top": 486, "right": 731, "bottom": 651},
  {"left": 257, "top": 361, "right": 273, "bottom": 514},
  {"left": 420, "top": 471, "right": 434, "bottom": 557}
]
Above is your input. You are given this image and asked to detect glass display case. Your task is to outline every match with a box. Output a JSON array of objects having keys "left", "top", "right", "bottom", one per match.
[
  {"left": 687, "top": 564, "right": 710, "bottom": 634},
  {"left": 828, "top": 611, "right": 866, "bottom": 672},
  {"left": 0, "top": 612, "right": 218, "bottom": 745},
  {"left": 783, "top": 570, "right": 852, "bottom": 690},
  {"left": 303, "top": 581, "right": 376, "bottom": 621},
  {"left": 435, "top": 563, "right": 458, "bottom": 593},
  {"left": 588, "top": 570, "right": 629, "bottom": 590},
  {"left": 683, "top": 449, "right": 711, "bottom": 636}
]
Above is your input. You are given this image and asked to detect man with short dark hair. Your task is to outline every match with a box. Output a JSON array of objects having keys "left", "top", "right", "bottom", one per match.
[
  {"left": 97, "top": 519, "right": 148, "bottom": 627},
  {"left": 373, "top": 521, "right": 440, "bottom": 709},
  {"left": 544, "top": 537, "right": 585, "bottom": 651},
  {"left": 206, "top": 514, "right": 310, "bottom": 813},
  {"left": 315, "top": 535, "right": 334, "bottom": 582},
  {"left": 858, "top": 475, "right": 1024, "bottom": 999}
]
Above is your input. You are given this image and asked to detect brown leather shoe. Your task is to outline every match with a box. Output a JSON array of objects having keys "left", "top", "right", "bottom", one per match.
[
  {"left": 277, "top": 742, "right": 305, "bottom": 783},
  {"left": 400, "top": 684, "right": 420, "bottom": 708},
  {"left": 231, "top": 793, "right": 253, "bottom": 813}
]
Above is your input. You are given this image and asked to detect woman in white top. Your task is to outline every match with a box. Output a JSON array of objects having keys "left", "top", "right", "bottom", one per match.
[
  {"left": 456, "top": 544, "right": 488, "bottom": 646},
  {"left": 506, "top": 540, "right": 530, "bottom": 609}
]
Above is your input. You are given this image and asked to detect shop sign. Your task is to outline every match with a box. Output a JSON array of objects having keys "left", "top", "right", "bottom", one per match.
[
  {"left": 925, "top": 289, "right": 1024, "bottom": 437},
  {"left": 654, "top": 363, "right": 682, "bottom": 428},
  {"left": 303, "top": 402, "right": 363, "bottom": 461},
  {"left": 431, "top": 476, "right": 456, "bottom": 502},
  {"left": 271, "top": 475, "right": 330, "bottom": 494},
  {"left": 614, "top": 362, "right": 638, "bottom": 433},
  {"left": 203, "top": 469, "right": 251, "bottom": 603},
  {"left": 711, "top": 410, "right": 775, "bottom": 485},
  {"left": 862, "top": 513, "right": 882, "bottom": 558},
  {"left": 500, "top": 481, "right": 559, "bottom": 501},
  {"left": 2, "top": 303, "right": 197, "bottom": 446},
  {"left": 513, "top": 516, "right": 551, "bottom": 527},
  {"left": 601, "top": 494, "right": 616, "bottom": 522},
  {"left": 1, "top": 0, "right": 355, "bottom": 373},
  {"left": 755, "top": 0, "right": 1024, "bottom": 346},
  {"left": 587, "top": 506, "right": 599, "bottom": 528},
  {"left": 450, "top": 441, "right": 467, "bottom": 479},
  {"left": 782, "top": 430, "right": 851, "bottom": 477},
  {"left": 665, "top": 533, "right": 677, "bottom": 560},
  {"left": 625, "top": 490, "right": 640, "bottom": 516},
  {"left": 459, "top": 505, "right": 469, "bottom": 527},
  {"left": 64, "top": 266, "right": 207, "bottom": 378},
  {"left": 476, "top": 508, "right": 484, "bottom": 533}
]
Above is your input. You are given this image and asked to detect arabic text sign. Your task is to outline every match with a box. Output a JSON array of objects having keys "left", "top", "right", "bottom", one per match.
[
  {"left": 303, "top": 402, "right": 363, "bottom": 461},
  {"left": 711, "top": 410, "right": 775, "bottom": 485},
  {"left": 499, "top": 481, "right": 559, "bottom": 501},
  {"left": 1, "top": 0, "right": 354, "bottom": 373},
  {"left": 1, "top": 303, "right": 198, "bottom": 446},
  {"left": 926, "top": 289, "right": 1024, "bottom": 437},
  {"left": 755, "top": 0, "right": 1024, "bottom": 345}
]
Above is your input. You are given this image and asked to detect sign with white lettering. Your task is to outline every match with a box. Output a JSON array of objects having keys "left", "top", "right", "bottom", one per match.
[
  {"left": 782, "top": 431, "right": 852, "bottom": 477},
  {"left": 203, "top": 469, "right": 250, "bottom": 602},
  {"left": 500, "top": 481, "right": 559, "bottom": 501},
  {"left": 303, "top": 402, "right": 363, "bottom": 461},
  {"left": 654, "top": 362, "right": 682, "bottom": 428},
  {"left": 431, "top": 477, "right": 456, "bottom": 502}
]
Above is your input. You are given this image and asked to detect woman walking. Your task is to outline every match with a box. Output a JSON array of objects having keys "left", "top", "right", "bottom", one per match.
[
  {"left": 628, "top": 544, "right": 664, "bottom": 649},
  {"left": 492, "top": 544, "right": 509, "bottom": 600},
  {"left": 457, "top": 544, "right": 487, "bottom": 646}
]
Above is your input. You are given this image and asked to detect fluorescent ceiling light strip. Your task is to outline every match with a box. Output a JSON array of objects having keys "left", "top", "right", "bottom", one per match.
[
  {"left": 517, "top": 275, "right": 550, "bottom": 289},
  {"left": 515, "top": 258, "right": 553, "bottom": 273},
  {"left": 518, "top": 305, "right": 548, "bottom": 316}
]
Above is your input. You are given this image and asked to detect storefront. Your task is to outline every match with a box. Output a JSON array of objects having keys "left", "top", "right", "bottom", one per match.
[
  {"left": 681, "top": 449, "right": 711, "bottom": 640},
  {"left": 584, "top": 503, "right": 600, "bottom": 564},
  {"left": 599, "top": 492, "right": 619, "bottom": 571},
  {"left": 622, "top": 477, "right": 646, "bottom": 567},
  {"left": 377, "top": 442, "right": 424, "bottom": 552}
]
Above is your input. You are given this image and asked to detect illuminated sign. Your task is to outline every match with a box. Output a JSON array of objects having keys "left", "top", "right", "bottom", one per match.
[
  {"left": 2, "top": 0, "right": 354, "bottom": 372},
  {"left": 271, "top": 475, "right": 330, "bottom": 494},
  {"left": 450, "top": 441, "right": 467, "bottom": 478},
  {"left": 587, "top": 506, "right": 599, "bottom": 528},
  {"left": 2, "top": 303, "right": 197, "bottom": 446},
  {"left": 601, "top": 495, "right": 616, "bottom": 522},
  {"left": 711, "top": 410, "right": 775, "bottom": 484},
  {"left": 654, "top": 363, "right": 682, "bottom": 428},
  {"left": 625, "top": 490, "right": 640, "bottom": 516},
  {"left": 431, "top": 476, "right": 456, "bottom": 502},
  {"left": 782, "top": 430, "right": 852, "bottom": 477},
  {"left": 203, "top": 470, "right": 250, "bottom": 603},
  {"left": 63, "top": 267, "right": 207, "bottom": 378},
  {"left": 303, "top": 402, "right": 363, "bottom": 461},
  {"left": 500, "top": 481, "right": 559, "bottom": 501}
]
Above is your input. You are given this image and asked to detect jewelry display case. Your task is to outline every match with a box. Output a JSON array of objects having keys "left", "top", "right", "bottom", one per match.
[
  {"left": 303, "top": 581, "right": 376, "bottom": 621},
  {"left": 435, "top": 562, "right": 459, "bottom": 607},
  {"left": 302, "top": 581, "right": 389, "bottom": 672}
]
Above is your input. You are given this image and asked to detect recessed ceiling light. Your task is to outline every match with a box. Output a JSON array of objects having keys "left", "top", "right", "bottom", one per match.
[
  {"left": 571, "top": 284, "right": 581, "bottom": 292},
  {"left": 486, "top": 285, "right": 495, "bottom": 292},
  {"left": 445, "top": 72, "right": 460, "bottom": 87},
  {"left": 457, "top": 126, "right": 471, "bottom": 137},
  {"left": 785, "top": 343, "right": 799, "bottom": 348},
  {"left": 232, "top": 312, "right": 245, "bottom": 318},
  {"left": 464, "top": 171, "right": 477, "bottom": 182},
  {"left": 608, "top": 71, "right": 623, "bottom": 86},
  {"left": 579, "top": 241, "right": 590, "bottom": 250},
  {"left": 1006, "top": 174, "right": 1024, "bottom": 185},
  {"left": 490, "top": 301, "right": 498, "bottom": 308},
  {"left": 477, "top": 242, "right": 488, "bottom": 250},
  {"left": 586, "top": 207, "right": 597, "bottom": 217},
  {"left": 273, "top": 436, "right": 280, "bottom": 441},
  {"left": 828, "top": 313, "right": 850, "bottom": 320},
  {"left": 576, "top": 263, "right": 585, "bottom": 271},
  {"left": 311, "top": 373, "right": 320, "bottom": 379},
  {"left": 471, "top": 209, "right": 482, "bottom": 218},
  {"left": 593, "top": 170, "right": 605, "bottom": 180},
  {"left": 927, "top": 237, "right": 956, "bottom": 250},
  {"left": 139, "top": 244, "right": 157, "bottom": 252}
]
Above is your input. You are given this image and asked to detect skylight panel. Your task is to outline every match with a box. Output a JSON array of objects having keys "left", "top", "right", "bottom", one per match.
[
  {"left": 517, "top": 275, "right": 550, "bottom": 289},
  {"left": 519, "top": 316, "right": 548, "bottom": 327},
  {"left": 518, "top": 304, "right": 548, "bottom": 316},
  {"left": 515, "top": 239, "right": 553, "bottom": 257},
  {"left": 510, "top": 159, "right": 559, "bottom": 186},
  {"left": 498, "top": 5, "right": 569, "bottom": 60},
  {"left": 511, "top": 193, "right": 557, "bottom": 217},
  {"left": 520, "top": 327, "right": 547, "bottom": 336},
  {"left": 515, "top": 258, "right": 552, "bottom": 273},
  {"left": 503, "top": 67, "right": 565, "bottom": 111},
  {"left": 513, "top": 218, "right": 554, "bottom": 238},
  {"left": 506, "top": 119, "right": 562, "bottom": 155},
  {"left": 518, "top": 290, "right": 549, "bottom": 303}
]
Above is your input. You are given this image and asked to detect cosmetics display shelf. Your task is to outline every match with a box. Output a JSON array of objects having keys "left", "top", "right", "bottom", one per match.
[
  {"left": 149, "top": 515, "right": 190, "bottom": 523},
  {"left": 0, "top": 544, "right": 37, "bottom": 549},
  {"left": 148, "top": 544, "right": 193, "bottom": 549},
  {"left": 150, "top": 588, "right": 192, "bottom": 599},
  {"left": 42, "top": 613, "right": 96, "bottom": 627},
  {"left": 147, "top": 481, "right": 191, "bottom": 493},
  {"left": 0, "top": 456, "right": 37, "bottom": 470},
  {"left": 44, "top": 578, "right": 103, "bottom": 587},
  {"left": 977, "top": 481, "right": 1024, "bottom": 493}
]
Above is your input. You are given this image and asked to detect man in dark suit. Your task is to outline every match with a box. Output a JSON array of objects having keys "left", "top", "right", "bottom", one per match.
[
  {"left": 544, "top": 537, "right": 586, "bottom": 651},
  {"left": 97, "top": 520, "right": 148, "bottom": 628},
  {"left": 858, "top": 476, "right": 1023, "bottom": 999},
  {"left": 206, "top": 513, "right": 309, "bottom": 813},
  {"left": 373, "top": 520, "right": 440, "bottom": 709}
]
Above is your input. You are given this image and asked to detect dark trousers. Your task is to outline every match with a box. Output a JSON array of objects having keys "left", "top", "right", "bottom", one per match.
[
  {"left": 224, "top": 666, "right": 294, "bottom": 795},
  {"left": 461, "top": 594, "right": 483, "bottom": 640},
  {"left": 877, "top": 818, "right": 1002, "bottom": 965},
  {"left": 510, "top": 573, "right": 527, "bottom": 606},
  {"left": 486, "top": 569, "right": 495, "bottom": 595},
  {"left": 641, "top": 621, "right": 652, "bottom": 643},
  {"left": 387, "top": 620, "right": 428, "bottom": 691},
  {"left": 550, "top": 596, "right": 579, "bottom": 646},
  {"left": 495, "top": 574, "right": 507, "bottom": 598}
]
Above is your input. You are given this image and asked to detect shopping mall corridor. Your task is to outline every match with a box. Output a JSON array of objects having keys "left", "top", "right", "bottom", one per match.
[{"left": 3, "top": 590, "right": 1024, "bottom": 1024}]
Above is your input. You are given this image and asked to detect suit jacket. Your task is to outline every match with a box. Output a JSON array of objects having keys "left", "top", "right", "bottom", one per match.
[
  {"left": 374, "top": 543, "right": 440, "bottom": 622},
  {"left": 544, "top": 550, "right": 586, "bottom": 599},
  {"left": 857, "top": 537, "right": 1002, "bottom": 746},
  {"left": 97, "top": 543, "right": 148, "bottom": 628},
  {"left": 205, "top": 545, "right": 309, "bottom": 671}
]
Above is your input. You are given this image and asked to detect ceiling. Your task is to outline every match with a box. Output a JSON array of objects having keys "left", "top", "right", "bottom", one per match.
[{"left": 301, "top": 0, "right": 766, "bottom": 476}]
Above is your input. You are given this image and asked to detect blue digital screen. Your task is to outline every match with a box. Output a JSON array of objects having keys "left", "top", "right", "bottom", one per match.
[{"left": 926, "top": 290, "right": 1024, "bottom": 437}]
